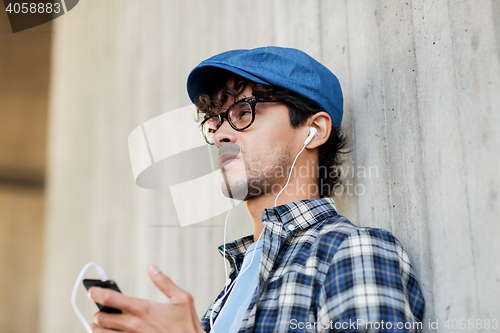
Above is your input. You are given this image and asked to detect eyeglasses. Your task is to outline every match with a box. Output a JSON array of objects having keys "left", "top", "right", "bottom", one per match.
[{"left": 199, "top": 96, "right": 279, "bottom": 145}]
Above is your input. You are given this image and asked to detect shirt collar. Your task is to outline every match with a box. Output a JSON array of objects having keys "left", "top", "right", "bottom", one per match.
[
  {"left": 261, "top": 197, "right": 339, "bottom": 237},
  {"left": 218, "top": 235, "right": 254, "bottom": 270},
  {"left": 218, "top": 197, "right": 339, "bottom": 261}
]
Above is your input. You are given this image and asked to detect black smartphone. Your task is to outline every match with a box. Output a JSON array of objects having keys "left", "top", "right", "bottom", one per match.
[{"left": 83, "top": 279, "right": 122, "bottom": 314}]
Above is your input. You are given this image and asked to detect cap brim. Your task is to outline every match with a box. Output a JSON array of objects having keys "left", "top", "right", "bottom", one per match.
[{"left": 187, "top": 63, "right": 270, "bottom": 103}]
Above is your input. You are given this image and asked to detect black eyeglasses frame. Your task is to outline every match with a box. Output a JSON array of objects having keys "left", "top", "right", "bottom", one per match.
[{"left": 199, "top": 96, "right": 279, "bottom": 145}]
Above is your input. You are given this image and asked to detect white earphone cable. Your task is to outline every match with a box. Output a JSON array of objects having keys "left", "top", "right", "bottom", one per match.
[
  {"left": 274, "top": 142, "right": 307, "bottom": 207},
  {"left": 71, "top": 262, "right": 108, "bottom": 333},
  {"left": 222, "top": 205, "right": 233, "bottom": 295}
]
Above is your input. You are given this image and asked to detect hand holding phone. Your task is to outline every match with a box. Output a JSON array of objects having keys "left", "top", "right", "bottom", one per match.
[{"left": 83, "top": 279, "right": 122, "bottom": 314}]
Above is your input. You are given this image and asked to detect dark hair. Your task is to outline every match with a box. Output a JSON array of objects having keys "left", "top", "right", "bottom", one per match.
[{"left": 195, "top": 73, "right": 350, "bottom": 197}]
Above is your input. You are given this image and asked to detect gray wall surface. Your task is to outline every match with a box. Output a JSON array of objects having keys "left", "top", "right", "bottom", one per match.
[{"left": 39, "top": 0, "right": 500, "bottom": 332}]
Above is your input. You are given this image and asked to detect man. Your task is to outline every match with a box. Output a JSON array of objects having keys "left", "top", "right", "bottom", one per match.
[{"left": 89, "top": 46, "right": 425, "bottom": 332}]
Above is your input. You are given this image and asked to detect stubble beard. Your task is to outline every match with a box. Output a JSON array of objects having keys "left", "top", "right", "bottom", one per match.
[{"left": 220, "top": 147, "right": 292, "bottom": 201}]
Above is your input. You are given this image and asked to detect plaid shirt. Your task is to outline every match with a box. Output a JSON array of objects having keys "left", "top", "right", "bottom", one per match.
[{"left": 201, "top": 198, "right": 425, "bottom": 332}]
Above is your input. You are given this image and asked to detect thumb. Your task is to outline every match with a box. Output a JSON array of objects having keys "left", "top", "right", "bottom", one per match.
[{"left": 147, "top": 264, "right": 181, "bottom": 299}]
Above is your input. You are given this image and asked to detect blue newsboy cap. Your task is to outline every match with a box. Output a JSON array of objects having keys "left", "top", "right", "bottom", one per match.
[{"left": 186, "top": 46, "right": 344, "bottom": 127}]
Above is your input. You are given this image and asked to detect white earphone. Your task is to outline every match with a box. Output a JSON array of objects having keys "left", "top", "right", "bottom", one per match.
[{"left": 304, "top": 127, "right": 318, "bottom": 146}]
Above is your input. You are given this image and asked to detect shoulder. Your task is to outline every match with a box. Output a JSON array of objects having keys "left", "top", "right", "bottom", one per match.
[
  {"left": 305, "top": 215, "right": 407, "bottom": 265},
  {"left": 289, "top": 214, "right": 414, "bottom": 286},
  {"left": 301, "top": 214, "right": 421, "bottom": 300},
  {"left": 310, "top": 215, "right": 425, "bottom": 324}
]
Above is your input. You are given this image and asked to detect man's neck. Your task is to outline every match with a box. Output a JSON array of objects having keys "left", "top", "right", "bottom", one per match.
[{"left": 246, "top": 177, "right": 320, "bottom": 242}]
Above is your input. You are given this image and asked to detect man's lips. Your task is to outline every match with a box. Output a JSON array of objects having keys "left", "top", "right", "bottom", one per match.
[{"left": 218, "top": 152, "right": 239, "bottom": 168}]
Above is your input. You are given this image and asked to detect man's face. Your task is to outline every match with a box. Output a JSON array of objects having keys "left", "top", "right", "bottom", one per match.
[{"left": 214, "top": 85, "right": 304, "bottom": 201}]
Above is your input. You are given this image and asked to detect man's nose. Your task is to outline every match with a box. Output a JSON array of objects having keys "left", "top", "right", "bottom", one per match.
[{"left": 214, "top": 119, "right": 237, "bottom": 147}]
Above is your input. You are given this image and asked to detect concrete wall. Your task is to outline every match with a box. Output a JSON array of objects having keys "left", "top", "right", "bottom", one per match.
[{"left": 39, "top": 0, "right": 500, "bottom": 332}]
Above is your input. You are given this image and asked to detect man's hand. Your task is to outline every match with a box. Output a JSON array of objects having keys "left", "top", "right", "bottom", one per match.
[{"left": 88, "top": 264, "right": 204, "bottom": 333}]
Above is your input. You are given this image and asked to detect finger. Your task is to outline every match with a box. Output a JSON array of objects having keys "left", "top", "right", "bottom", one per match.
[
  {"left": 90, "top": 321, "right": 122, "bottom": 332},
  {"left": 93, "top": 311, "right": 132, "bottom": 332},
  {"left": 147, "top": 264, "right": 184, "bottom": 300},
  {"left": 88, "top": 287, "right": 142, "bottom": 314}
]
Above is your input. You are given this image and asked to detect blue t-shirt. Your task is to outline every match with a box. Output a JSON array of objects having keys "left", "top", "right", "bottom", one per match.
[{"left": 210, "top": 240, "right": 263, "bottom": 333}]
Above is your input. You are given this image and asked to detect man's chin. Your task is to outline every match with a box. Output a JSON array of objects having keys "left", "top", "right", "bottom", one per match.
[
  {"left": 220, "top": 185, "right": 250, "bottom": 200},
  {"left": 220, "top": 181, "right": 268, "bottom": 201},
  {"left": 219, "top": 174, "right": 248, "bottom": 200},
  {"left": 219, "top": 167, "right": 250, "bottom": 200}
]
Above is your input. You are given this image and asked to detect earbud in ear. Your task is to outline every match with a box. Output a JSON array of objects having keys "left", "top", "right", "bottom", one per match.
[{"left": 304, "top": 127, "right": 318, "bottom": 146}]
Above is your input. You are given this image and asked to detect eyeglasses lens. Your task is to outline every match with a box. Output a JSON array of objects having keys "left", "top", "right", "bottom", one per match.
[
  {"left": 228, "top": 102, "right": 252, "bottom": 129},
  {"left": 202, "top": 117, "right": 221, "bottom": 144}
]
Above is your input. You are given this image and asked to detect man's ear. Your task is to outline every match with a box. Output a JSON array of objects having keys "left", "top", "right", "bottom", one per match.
[{"left": 305, "top": 112, "right": 332, "bottom": 148}]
